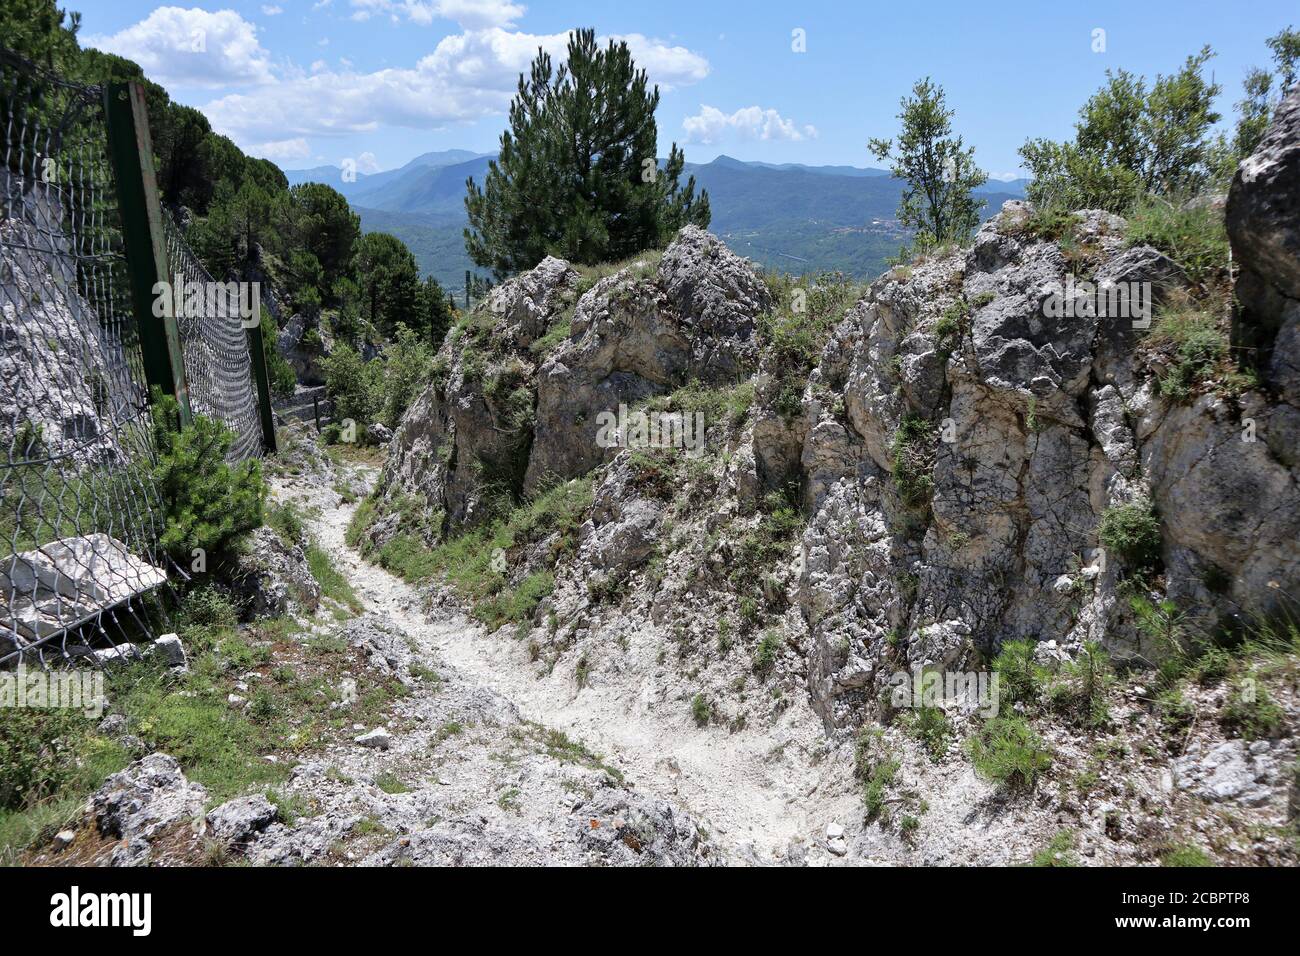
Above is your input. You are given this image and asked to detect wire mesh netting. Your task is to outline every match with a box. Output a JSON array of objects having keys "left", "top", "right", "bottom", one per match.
[
  {"left": 164, "top": 212, "right": 266, "bottom": 463},
  {"left": 1, "top": 49, "right": 171, "bottom": 667},
  {"left": 1, "top": 48, "right": 270, "bottom": 668}
]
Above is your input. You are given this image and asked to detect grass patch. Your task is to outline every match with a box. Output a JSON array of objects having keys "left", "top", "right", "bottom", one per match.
[
  {"left": 1160, "top": 843, "right": 1214, "bottom": 867},
  {"left": 307, "top": 545, "right": 364, "bottom": 615},
  {"left": 905, "top": 705, "right": 953, "bottom": 761},
  {"left": 1126, "top": 198, "right": 1230, "bottom": 288},
  {"left": 854, "top": 727, "right": 900, "bottom": 823},
  {"left": 1031, "top": 829, "right": 1079, "bottom": 867}
]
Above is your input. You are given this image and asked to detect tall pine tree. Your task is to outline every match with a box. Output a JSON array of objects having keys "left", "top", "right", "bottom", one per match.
[{"left": 465, "top": 29, "right": 709, "bottom": 278}]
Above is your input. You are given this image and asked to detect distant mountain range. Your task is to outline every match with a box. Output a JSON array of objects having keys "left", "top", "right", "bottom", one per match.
[{"left": 283, "top": 152, "right": 1026, "bottom": 296}]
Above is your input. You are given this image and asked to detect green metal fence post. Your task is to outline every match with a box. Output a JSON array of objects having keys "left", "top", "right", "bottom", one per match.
[
  {"left": 102, "top": 80, "right": 192, "bottom": 425},
  {"left": 245, "top": 312, "right": 279, "bottom": 455}
]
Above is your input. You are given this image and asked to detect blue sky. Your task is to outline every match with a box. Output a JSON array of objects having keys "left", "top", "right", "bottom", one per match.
[{"left": 77, "top": 0, "right": 1296, "bottom": 179}]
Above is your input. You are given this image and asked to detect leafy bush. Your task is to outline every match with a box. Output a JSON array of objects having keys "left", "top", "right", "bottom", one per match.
[
  {"left": 150, "top": 393, "right": 266, "bottom": 561},
  {"left": 1098, "top": 499, "right": 1162, "bottom": 576},
  {"left": 966, "top": 716, "right": 1052, "bottom": 790},
  {"left": 321, "top": 342, "right": 379, "bottom": 434}
]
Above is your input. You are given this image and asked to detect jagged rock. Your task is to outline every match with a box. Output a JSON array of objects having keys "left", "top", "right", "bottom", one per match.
[
  {"left": 276, "top": 311, "right": 333, "bottom": 385},
  {"left": 226, "top": 526, "right": 320, "bottom": 620},
  {"left": 147, "top": 633, "right": 187, "bottom": 669},
  {"left": 368, "top": 422, "right": 393, "bottom": 444},
  {"left": 483, "top": 255, "right": 579, "bottom": 347},
  {"left": 1172, "top": 740, "right": 1284, "bottom": 807},
  {"left": 205, "top": 794, "right": 278, "bottom": 845},
  {"left": 571, "top": 788, "right": 713, "bottom": 866},
  {"left": 1227, "top": 88, "right": 1300, "bottom": 321},
  {"left": 354, "top": 727, "right": 391, "bottom": 749},
  {"left": 378, "top": 228, "right": 771, "bottom": 537},
  {"left": 91, "top": 754, "right": 207, "bottom": 865}
]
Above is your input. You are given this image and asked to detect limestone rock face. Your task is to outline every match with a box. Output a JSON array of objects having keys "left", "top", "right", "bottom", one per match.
[
  {"left": 1227, "top": 87, "right": 1300, "bottom": 307},
  {"left": 226, "top": 526, "right": 320, "bottom": 620},
  {"left": 1, "top": 173, "right": 135, "bottom": 469},
  {"left": 799, "top": 202, "right": 1300, "bottom": 727},
  {"left": 378, "top": 228, "right": 770, "bottom": 538}
]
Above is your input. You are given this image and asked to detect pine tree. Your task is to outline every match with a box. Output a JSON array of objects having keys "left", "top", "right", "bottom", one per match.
[
  {"left": 869, "top": 78, "right": 988, "bottom": 252},
  {"left": 465, "top": 28, "right": 709, "bottom": 278}
]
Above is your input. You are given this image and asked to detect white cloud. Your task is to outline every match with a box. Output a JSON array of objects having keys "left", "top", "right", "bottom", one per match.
[
  {"left": 203, "top": 27, "right": 710, "bottom": 143},
  {"left": 356, "top": 151, "right": 381, "bottom": 173},
  {"left": 310, "top": 59, "right": 328, "bottom": 72},
  {"left": 260, "top": 5, "right": 283, "bottom": 15},
  {"left": 988, "top": 171, "right": 1023, "bottom": 182},
  {"left": 248, "top": 137, "right": 310, "bottom": 161},
  {"left": 610, "top": 34, "right": 709, "bottom": 90},
  {"left": 85, "top": 7, "right": 274, "bottom": 88},
  {"left": 349, "top": 0, "right": 525, "bottom": 29},
  {"left": 682, "top": 105, "right": 817, "bottom": 145}
]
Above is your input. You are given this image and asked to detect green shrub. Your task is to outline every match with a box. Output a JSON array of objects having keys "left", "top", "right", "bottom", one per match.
[
  {"left": 890, "top": 415, "right": 936, "bottom": 508},
  {"left": 753, "top": 630, "right": 782, "bottom": 675},
  {"left": 1220, "top": 677, "right": 1284, "bottom": 740},
  {"left": 1146, "top": 306, "right": 1231, "bottom": 401},
  {"left": 321, "top": 342, "right": 380, "bottom": 433},
  {"left": 1046, "top": 641, "right": 1114, "bottom": 728},
  {"left": 967, "top": 716, "right": 1052, "bottom": 790},
  {"left": 0, "top": 709, "right": 90, "bottom": 811},
  {"left": 149, "top": 393, "right": 267, "bottom": 560},
  {"left": 177, "top": 584, "right": 239, "bottom": 633},
  {"left": 375, "top": 325, "right": 435, "bottom": 428},
  {"left": 1098, "top": 499, "right": 1162, "bottom": 576},
  {"left": 992, "top": 639, "right": 1048, "bottom": 709},
  {"left": 691, "top": 693, "right": 712, "bottom": 727},
  {"left": 1155, "top": 685, "right": 1195, "bottom": 737}
]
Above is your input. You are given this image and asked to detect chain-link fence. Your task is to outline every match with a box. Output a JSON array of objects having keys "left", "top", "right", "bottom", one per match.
[
  {"left": 164, "top": 212, "right": 268, "bottom": 463},
  {"left": 1, "top": 47, "right": 272, "bottom": 668}
]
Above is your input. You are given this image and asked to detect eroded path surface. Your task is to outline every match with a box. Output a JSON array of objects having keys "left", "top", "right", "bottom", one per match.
[{"left": 295, "top": 463, "right": 865, "bottom": 866}]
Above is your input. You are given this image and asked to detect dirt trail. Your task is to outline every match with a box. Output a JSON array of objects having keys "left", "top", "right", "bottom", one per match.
[{"left": 304, "top": 465, "right": 863, "bottom": 864}]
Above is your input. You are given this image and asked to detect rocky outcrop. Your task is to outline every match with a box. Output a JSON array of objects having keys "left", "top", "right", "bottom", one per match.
[
  {"left": 1227, "top": 87, "right": 1300, "bottom": 357},
  {"left": 375, "top": 193, "right": 1298, "bottom": 736},
  {"left": 799, "top": 203, "right": 1300, "bottom": 725},
  {"left": 91, "top": 754, "right": 207, "bottom": 866},
  {"left": 378, "top": 228, "right": 770, "bottom": 536},
  {"left": 225, "top": 526, "right": 320, "bottom": 620}
]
